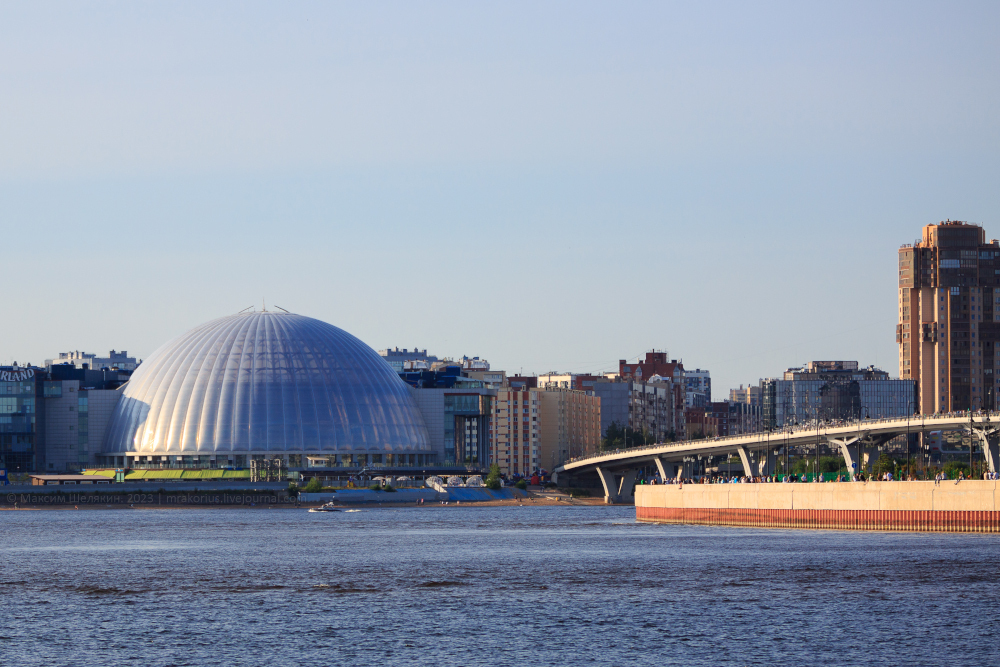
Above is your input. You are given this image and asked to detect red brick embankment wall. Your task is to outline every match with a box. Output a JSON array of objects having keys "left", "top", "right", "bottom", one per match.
[{"left": 635, "top": 481, "right": 1000, "bottom": 533}]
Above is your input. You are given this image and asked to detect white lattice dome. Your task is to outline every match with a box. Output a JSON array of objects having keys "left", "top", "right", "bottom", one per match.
[{"left": 102, "top": 312, "right": 429, "bottom": 456}]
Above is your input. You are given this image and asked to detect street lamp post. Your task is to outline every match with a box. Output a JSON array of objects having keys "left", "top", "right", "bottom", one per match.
[
  {"left": 815, "top": 411, "right": 821, "bottom": 482},
  {"left": 765, "top": 427, "right": 770, "bottom": 480},
  {"left": 920, "top": 412, "right": 926, "bottom": 479},
  {"left": 861, "top": 412, "right": 869, "bottom": 478},
  {"left": 906, "top": 414, "right": 911, "bottom": 481},
  {"left": 970, "top": 402, "right": 976, "bottom": 478}
]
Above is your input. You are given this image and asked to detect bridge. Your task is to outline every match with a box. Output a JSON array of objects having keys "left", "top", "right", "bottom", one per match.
[{"left": 553, "top": 413, "right": 1000, "bottom": 503}]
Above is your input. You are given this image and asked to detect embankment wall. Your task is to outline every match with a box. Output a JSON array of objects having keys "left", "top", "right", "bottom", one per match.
[
  {"left": 300, "top": 487, "right": 528, "bottom": 503},
  {"left": 635, "top": 481, "right": 1000, "bottom": 532},
  {"left": 1, "top": 489, "right": 292, "bottom": 507}
]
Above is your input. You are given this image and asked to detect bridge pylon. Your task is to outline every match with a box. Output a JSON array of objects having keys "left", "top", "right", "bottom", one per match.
[
  {"left": 970, "top": 426, "right": 1000, "bottom": 474},
  {"left": 736, "top": 446, "right": 779, "bottom": 477},
  {"left": 827, "top": 436, "right": 862, "bottom": 480},
  {"left": 828, "top": 433, "right": 895, "bottom": 478},
  {"left": 653, "top": 458, "right": 679, "bottom": 483},
  {"left": 595, "top": 466, "right": 638, "bottom": 505}
]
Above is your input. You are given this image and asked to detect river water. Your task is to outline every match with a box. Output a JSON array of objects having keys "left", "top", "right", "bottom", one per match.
[{"left": 2, "top": 505, "right": 999, "bottom": 666}]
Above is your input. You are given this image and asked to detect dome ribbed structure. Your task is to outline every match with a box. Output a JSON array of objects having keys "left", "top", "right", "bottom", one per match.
[{"left": 102, "top": 312, "right": 429, "bottom": 455}]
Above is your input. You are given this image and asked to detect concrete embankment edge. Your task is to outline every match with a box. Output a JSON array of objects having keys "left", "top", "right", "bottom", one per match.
[
  {"left": 635, "top": 481, "right": 1000, "bottom": 533},
  {"left": 1, "top": 486, "right": 530, "bottom": 508},
  {"left": 299, "top": 487, "right": 526, "bottom": 503}
]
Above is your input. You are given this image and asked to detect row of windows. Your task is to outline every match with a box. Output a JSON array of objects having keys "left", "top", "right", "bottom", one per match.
[{"left": 0, "top": 397, "right": 34, "bottom": 414}]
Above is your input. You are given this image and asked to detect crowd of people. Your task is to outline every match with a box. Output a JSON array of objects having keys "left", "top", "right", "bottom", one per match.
[{"left": 641, "top": 469, "right": 1000, "bottom": 485}]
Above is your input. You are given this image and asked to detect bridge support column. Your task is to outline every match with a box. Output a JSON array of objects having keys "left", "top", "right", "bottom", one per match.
[
  {"left": 829, "top": 437, "right": 861, "bottom": 480},
  {"left": 654, "top": 458, "right": 669, "bottom": 483},
  {"left": 736, "top": 447, "right": 753, "bottom": 477},
  {"left": 972, "top": 428, "right": 1000, "bottom": 474},
  {"left": 596, "top": 466, "right": 616, "bottom": 504},
  {"left": 596, "top": 467, "right": 638, "bottom": 504},
  {"left": 758, "top": 449, "right": 778, "bottom": 477},
  {"left": 617, "top": 469, "right": 637, "bottom": 504}
]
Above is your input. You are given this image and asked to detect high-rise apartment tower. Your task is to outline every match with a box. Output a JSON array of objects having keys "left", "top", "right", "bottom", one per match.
[{"left": 898, "top": 220, "right": 1000, "bottom": 413}]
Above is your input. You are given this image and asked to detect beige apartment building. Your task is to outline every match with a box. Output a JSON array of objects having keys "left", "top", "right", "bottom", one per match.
[
  {"left": 537, "top": 388, "right": 601, "bottom": 473},
  {"left": 491, "top": 386, "right": 601, "bottom": 477},
  {"left": 491, "top": 388, "right": 541, "bottom": 477},
  {"left": 729, "top": 384, "right": 761, "bottom": 406},
  {"left": 899, "top": 220, "right": 1000, "bottom": 413}
]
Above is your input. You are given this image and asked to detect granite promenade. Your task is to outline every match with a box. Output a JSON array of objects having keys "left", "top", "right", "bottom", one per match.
[{"left": 636, "top": 481, "right": 1000, "bottom": 532}]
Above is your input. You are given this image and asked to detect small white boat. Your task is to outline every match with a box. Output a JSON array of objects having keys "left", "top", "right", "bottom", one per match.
[{"left": 308, "top": 502, "right": 341, "bottom": 513}]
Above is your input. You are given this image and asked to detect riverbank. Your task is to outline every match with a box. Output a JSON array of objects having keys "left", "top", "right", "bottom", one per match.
[{"left": 0, "top": 489, "right": 606, "bottom": 509}]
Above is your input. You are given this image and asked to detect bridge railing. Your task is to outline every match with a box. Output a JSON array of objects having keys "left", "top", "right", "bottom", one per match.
[{"left": 561, "top": 411, "right": 1000, "bottom": 468}]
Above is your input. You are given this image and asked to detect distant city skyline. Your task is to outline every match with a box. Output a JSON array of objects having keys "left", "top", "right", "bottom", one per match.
[{"left": 3, "top": 2, "right": 999, "bottom": 394}]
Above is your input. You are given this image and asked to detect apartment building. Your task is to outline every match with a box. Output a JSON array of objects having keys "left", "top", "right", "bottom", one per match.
[
  {"left": 491, "top": 388, "right": 541, "bottom": 477},
  {"left": 537, "top": 388, "right": 601, "bottom": 472},
  {"left": 899, "top": 220, "right": 1000, "bottom": 412}
]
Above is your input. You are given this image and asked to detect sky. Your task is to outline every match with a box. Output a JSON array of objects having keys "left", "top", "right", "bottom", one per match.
[{"left": 2, "top": 1, "right": 999, "bottom": 395}]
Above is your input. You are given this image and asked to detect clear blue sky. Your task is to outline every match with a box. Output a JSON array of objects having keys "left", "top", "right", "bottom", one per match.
[{"left": 3, "top": 1, "right": 999, "bottom": 395}]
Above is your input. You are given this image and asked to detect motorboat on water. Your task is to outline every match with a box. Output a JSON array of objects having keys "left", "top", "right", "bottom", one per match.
[{"left": 308, "top": 502, "right": 341, "bottom": 513}]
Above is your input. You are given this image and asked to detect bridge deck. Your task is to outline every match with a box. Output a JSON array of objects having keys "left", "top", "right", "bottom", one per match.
[{"left": 556, "top": 413, "right": 1000, "bottom": 476}]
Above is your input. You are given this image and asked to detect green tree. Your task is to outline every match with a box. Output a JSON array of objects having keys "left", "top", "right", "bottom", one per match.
[
  {"left": 871, "top": 453, "right": 896, "bottom": 478},
  {"left": 602, "top": 422, "right": 626, "bottom": 450},
  {"left": 602, "top": 422, "right": 657, "bottom": 451},
  {"left": 304, "top": 477, "right": 323, "bottom": 493},
  {"left": 943, "top": 460, "right": 971, "bottom": 479},
  {"left": 819, "top": 455, "right": 844, "bottom": 473},
  {"left": 485, "top": 463, "right": 502, "bottom": 490}
]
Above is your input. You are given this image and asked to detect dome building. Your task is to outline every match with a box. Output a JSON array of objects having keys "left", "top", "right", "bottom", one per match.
[{"left": 101, "top": 311, "right": 432, "bottom": 469}]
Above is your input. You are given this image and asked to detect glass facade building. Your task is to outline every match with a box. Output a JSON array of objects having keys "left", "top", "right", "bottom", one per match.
[
  {"left": 761, "top": 362, "right": 916, "bottom": 429},
  {"left": 446, "top": 393, "right": 492, "bottom": 465},
  {"left": 102, "top": 312, "right": 431, "bottom": 466},
  {"left": 0, "top": 367, "right": 39, "bottom": 473}
]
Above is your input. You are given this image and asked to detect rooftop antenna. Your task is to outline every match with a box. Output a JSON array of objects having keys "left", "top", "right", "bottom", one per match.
[
  {"left": 274, "top": 305, "right": 290, "bottom": 313},
  {"left": 237, "top": 305, "right": 254, "bottom": 314},
  {"left": 262, "top": 298, "right": 266, "bottom": 312}
]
